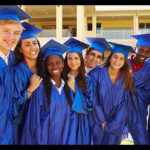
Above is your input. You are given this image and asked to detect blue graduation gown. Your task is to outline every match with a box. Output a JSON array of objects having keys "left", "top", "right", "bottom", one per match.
[
  {"left": 9, "top": 61, "right": 32, "bottom": 145},
  {"left": 89, "top": 66, "right": 129, "bottom": 145},
  {"left": 87, "top": 65, "right": 101, "bottom": 76},
  {"left": 20, "top": 76, "right": 95, "bottom": 145},
  {"left": 0, "top": 50, "right": 17, "bottom": 89},
  {"left": 0, "top": 61, "right": 32, "bottom": 145},
  {"left": 127, "top": 58, "right": 150, "bottom": 144},
  {"left": 0, "top": 50, "right": 17, "bottom": 69},
  {"left": 0, "top": 51, "right": 17, "bottom": 144},
  {"left": 148, "top": 104, "right": 150, "bottom": 139}
]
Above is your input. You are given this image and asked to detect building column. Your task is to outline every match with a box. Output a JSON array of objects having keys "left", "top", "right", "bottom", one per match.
[
  {"left": 56, "top": 5, "right": 62, "bottom": 42},
  {"left": 92, "top": 16, "right": 96, "bottom": 37},
  {"left": 77, "top": 5, "right": 85, "bottom": 41},
  {"left": 20, "top": 5, "right": 29, "bottom": 22},
  {"left": 133, "top": 12, "right": 139, "bottom": 35},
  {"left": 84, "top": 16, "right": 88, "bottom": 42},
  {"left": 133, "top": 12, "right": 139, "bottom": 46}
]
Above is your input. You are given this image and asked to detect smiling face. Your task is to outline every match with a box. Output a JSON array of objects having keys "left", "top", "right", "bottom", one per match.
[
  {"left": 85, "top": 49, "right": 103, "bottom": 68},
  {"left": 109, "top": 53, "right": 125, "bottom": 70},
  {"left": 134, "top": 45, "right": 150, "bottom": 64},
  {"left": 19, "top": 38, "right": 40, "bottom": 61},
  {"left": 46, "top": 55, "right": 64, "bottom": 79},
  {"left": 67, "top": 52, "right": 81, "bottom": 71},
  {"left": 0, "top": 23, "right": 22, "bottom": 55}
]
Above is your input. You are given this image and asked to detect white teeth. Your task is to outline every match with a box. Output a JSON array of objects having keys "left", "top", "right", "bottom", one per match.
[
  {"left": 52, "top": 70, "right": 59, "bottom": 73},
  {"left": 140, "top": 57, "right": 144, "bottom": 60},
  {"left": 114, "top": 64, "right": 119, "bottom": 66},
  {"left": 6, "top": 41, "right": 13, "bottom": 44},
  {"left": 30, "top": 52, "right": 36, "bottom": 55}
]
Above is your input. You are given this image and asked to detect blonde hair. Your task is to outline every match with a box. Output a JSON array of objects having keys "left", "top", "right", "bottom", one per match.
[{"left": 0, "top": 20, "right": 23, "bottom": 33}]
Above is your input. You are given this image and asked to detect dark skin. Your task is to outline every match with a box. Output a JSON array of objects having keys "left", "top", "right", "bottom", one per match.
[
  {"left": 132, "top": 46, "right": 150, "bottom": 65},
  {"left": 46, "top": 55, "right": 64, "bottom": 88}
]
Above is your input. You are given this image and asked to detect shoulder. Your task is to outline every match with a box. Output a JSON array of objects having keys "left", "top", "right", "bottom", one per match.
[
  {"left": 91, "top": 65, "right": 102, "bottom": 75},
  {"left": 142, "top": 58, "right": 150, "bottom": 72},
  {"left": 95, "top": 65, "right": 101, "bottom": 70},
  {"left": 146, "top": 58, "right": 150, "bottom": 66},
  {"left": 11, "top": 61, "right": 26, "bottom": 72},
  {"left": 9, "top": 50, "right": 16, "bottom": 61},
  {"left": 100, "top": 66, "right": 108, "bottom": 73},
  {"left": 86, "top": 75, "right": 93, "bottom": 82},
  {"left": 9, "top": 50, "right": 15, "bottom": 55}
]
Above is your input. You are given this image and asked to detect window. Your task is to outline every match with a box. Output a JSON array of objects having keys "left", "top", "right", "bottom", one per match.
[
  {"left": 87, "top": 23, "right": 92, "bottom": 31},
  {"left": 139, "top": 23, "right": 150, "bottom": 34},
  {"left": 97, "top": 23, "right": 101, "bottom": 28},
  {"left": 63, "top": 25, "right": 69, "bottom": 29},
  {"left": 146, "top": 23, "right": 150, "bottom": 29},
  {"left": 139, "top": 23, "right": 145, "bottom": 29},
  {"left": 103, "top": 27, "right": 133, "bottom": 39},
  {"left": 96, "top": 23, "right": 101, "bottom": 34},
  {"left": 42, "top": 25, "right": 56, "bottom": 29},
  {"left": 72, "top": 28, "right": 76, "bottom": 37}
]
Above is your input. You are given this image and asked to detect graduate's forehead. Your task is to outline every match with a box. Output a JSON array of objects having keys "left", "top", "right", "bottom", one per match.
[
  {"left": 0, "top": 20, "right": 23, "bottom": 33},
  {"left": 112, "top": 52, "right": 125, "bottom": 58},
  {"left": 21, "top": 38, "right": 38, "bottom": 44},
  {"left": 0, "top": 19, "right": 19, "bottom": 25},
  {"left": 137, "top": 45, "right": 150, "bottom": 51},
  {"left": 67, "top": 52, "right": 80, "bottom": 58},
  {"left": 47, "top": 54, "right": 63, "bottom": 62},
  {"left": 88, "top": 49, "right": 103, "bottom": 55}
]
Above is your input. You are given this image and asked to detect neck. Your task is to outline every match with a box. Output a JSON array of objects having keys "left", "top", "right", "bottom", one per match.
[
  {"left": 25, "top": 58, "right": 37, "bottom": 74},
  {"left": 85, "top": 64, "right": 94, "bottom": 69},
  {"left": 108, "top": 66, "right": 119, "bottom": 75},
  {"left": 69, "top": 69, "right": 79, "bottom": 77},
  {"left": 52, "top": 76, "right": 61, "bottom": 88},
  {"left": 0, "top": 48, "right": 9, "bottom": 56}
]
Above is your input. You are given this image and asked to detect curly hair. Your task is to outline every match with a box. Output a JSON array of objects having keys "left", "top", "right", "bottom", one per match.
[
  {"left": 63, "top": 53, "right": 87, "bottom": 93},
  {"left": 14, "top": 39, "right": 45, "bottom": 79},
  {"left": 43, "top": 55, "right": 72, "bottom": 109},
  {"left": 103, "top": 54, "right": 135, "bottom": 96}
]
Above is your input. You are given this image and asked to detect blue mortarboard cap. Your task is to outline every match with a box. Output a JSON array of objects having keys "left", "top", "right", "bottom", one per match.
[
  {"left": 86, "top": 37, "right": 112, "bottom": 54},
  {"left": 132, "top": 33, "right": 150, "bottom": 48},
  {"left": 0, "top": 5, "right": 31, "bottom": 22},
  {"left": 41, "top": 39, "right": 69, "bottom": 58},
  {"left": 19, "top": 22, "right": 42, "bottom": 41},
  {"left": 64, "top": 37, "right": 89, "bottom": 54},
  {"left": 109, "top": 42, "right": 135, "bottom": 58}
]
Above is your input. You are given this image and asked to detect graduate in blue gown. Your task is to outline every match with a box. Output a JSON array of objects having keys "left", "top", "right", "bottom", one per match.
[
  {"left": 90, "top": 42, "right": 136, "bottom": 145},
  {"left": 4, "top": 22, "right": 44, "bottom": 145},
  {"left": 63, "top": 38, "right": 95, "bottom": 144},
  {"left": 21, "top": 38, "right": 95, "bottom": 145},
  {"left": 0, "top": 5, "right": 30, "bottom": 70},
  {"left": 84, "top": 37, "right": 112, "bottom": 76},
  {"left": 126, "top": 33, "right": 150, "bottom": 144},
  {"left": 84, "top": 37, "right": 112, "bottom": 144},
  {"left": 0, "top": 6, "right": 31, "bottom": 144}
]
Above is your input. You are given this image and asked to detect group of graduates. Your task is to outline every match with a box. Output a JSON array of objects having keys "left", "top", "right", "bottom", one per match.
[{"left": 0, "top": 5, "right": 150, "bottom": 145}]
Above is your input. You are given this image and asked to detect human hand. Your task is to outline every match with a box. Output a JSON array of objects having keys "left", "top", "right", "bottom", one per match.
[
  {"left": 101, "top": 121, "right": 107, "bottom": 132},
  {"left": 27, "top": 74, "right": 43, "bottom": 93},
  {"left": 67, "top": 74, "right": 75, "bottom": 92}
]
